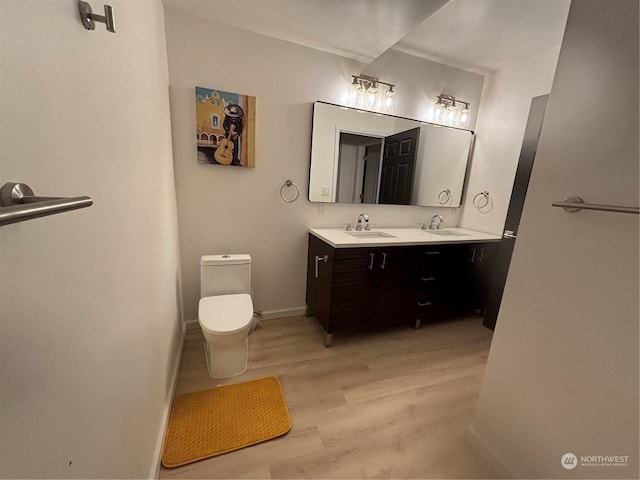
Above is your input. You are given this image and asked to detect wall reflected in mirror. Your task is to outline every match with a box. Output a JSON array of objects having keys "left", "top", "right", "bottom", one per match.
[{"left": 309, "top": 102, "right": 474, "bottom": 207}]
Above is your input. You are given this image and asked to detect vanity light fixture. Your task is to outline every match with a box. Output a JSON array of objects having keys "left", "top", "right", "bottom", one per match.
[
  {"left": 347, "top": 75, "right": 395, "bottom": 113},
  {"left": 434, "top": 94, "right": 471, "bottom": 128}
]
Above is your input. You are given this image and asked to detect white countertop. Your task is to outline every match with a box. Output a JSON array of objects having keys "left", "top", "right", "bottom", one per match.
[{"left": 309, "top": 227, "right": 501, "bottom": 248}]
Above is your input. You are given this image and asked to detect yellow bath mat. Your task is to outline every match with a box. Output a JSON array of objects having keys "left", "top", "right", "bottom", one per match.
[{"left": 161, "top": 376, "right": 292, "bottom": 468}]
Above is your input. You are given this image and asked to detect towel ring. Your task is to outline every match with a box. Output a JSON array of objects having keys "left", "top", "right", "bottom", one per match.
[
  {"left": 280, "top": 179, "right": 300, "bottom": 203},
  {"left": 473, "top": 191, "right": 490, "bottom": 209},
  {"left": 438, "top": 189, "right": 451, "bottom": 205}
]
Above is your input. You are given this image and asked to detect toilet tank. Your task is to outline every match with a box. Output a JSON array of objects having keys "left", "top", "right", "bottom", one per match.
[{"left": 200, "top": 254, "right": 251, "bottom": 297}]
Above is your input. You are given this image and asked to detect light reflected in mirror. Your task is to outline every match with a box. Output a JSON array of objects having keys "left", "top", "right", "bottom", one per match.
[{"left": 308, "top": 101, "right": 474, "bottom": 207}]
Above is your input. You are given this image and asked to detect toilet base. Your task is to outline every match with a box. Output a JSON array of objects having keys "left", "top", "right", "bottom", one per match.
[{"left": 203, "top": 336, "right": 248, "bottom": 379}]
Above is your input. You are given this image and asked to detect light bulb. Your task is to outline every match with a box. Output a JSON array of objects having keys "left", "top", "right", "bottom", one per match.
[
  {"left": 459, "top": 107, "right": 470, "bottom": 127},
  {"left": 434, "top": 103, "right": 445, "bottom": 122},
  {"left": 445, "top": 105, "right": 457, "bottom": 124},
  {"left": 367, "top": 91, "right": 376, "bottom": 107}
]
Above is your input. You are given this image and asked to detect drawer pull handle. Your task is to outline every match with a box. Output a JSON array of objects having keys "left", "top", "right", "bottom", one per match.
[
  {"left": 421, "top": 276, "right": 436, "bottom": 282},
  {"left": 477, "top": 248, "right": 484, "bottom": 262},
  {"left": 368, "top": 252, "right": 375, "bottom": 271},
  {"left": 380, "top": 252, "right": 387, "bottom": 270},
  {"left": 426, "top": 251, "right": 440, "bottom": 255},
  {"left": 314, "top": 255, "right": 328, "bottom": 278},
  {"left": 417, "top": 301, "right": 432, "bottom": 307},
  {"left": 469, "top": 248, "right": 476, "bottom": 262}
]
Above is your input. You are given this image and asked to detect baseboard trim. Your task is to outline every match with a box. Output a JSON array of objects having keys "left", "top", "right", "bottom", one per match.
[
  {"left": 185, "top": 318, "right": 199, "bottom": 330},
  {"left": 149, "top": 323, "right": 186, "bottom": 479},
  {"left": 259, "top": 306, "right": 307, "bottom": 320},
  {"left": 464, "top": 424, "right": 520, "bottom": 479}
]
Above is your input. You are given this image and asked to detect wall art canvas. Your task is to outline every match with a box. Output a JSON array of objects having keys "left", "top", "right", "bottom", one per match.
[{"left": 196, "top": 86, "right": 256, "bottom": 168}]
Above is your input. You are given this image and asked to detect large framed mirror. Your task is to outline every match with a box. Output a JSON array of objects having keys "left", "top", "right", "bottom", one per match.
[{"left": 308, "top": 101, "right": 474, "bottom": 207}]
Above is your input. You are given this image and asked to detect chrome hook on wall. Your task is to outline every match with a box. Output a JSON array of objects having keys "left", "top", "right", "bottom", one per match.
[{"left": 78, "top": 1, "right": 116, "bottom": 33}]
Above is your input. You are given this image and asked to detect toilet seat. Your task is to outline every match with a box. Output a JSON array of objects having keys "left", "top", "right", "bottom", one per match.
[{"left": 198, "top": 293, "right": 253, "bottom": 335}]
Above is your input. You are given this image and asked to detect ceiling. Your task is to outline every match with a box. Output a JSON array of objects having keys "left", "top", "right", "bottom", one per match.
[{"left": 162, "top": 0, "right": 571, "bottom": 73}]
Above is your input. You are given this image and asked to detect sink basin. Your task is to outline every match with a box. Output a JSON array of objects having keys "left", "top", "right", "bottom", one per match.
[
  {"left": 347, "top": 231, "right": 396, "bottom": 238},
  {"left": 426, "top": 230, "right": 470, "bottom": 237}
]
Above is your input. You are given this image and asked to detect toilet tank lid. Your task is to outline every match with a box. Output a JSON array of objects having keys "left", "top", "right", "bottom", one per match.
[{"left": 201, "top": 254, "right": 251, "bottom": 266}]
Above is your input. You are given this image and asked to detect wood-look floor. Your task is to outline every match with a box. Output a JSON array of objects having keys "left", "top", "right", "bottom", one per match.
[{"left": 159, "top": 315, "right": 499, "bottom": 479}]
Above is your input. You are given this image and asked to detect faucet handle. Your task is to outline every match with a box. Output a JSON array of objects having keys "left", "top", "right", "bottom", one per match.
[
  {"left": 341, "top": 223, "right": 353, "bottom": 231},
  {"left": 419, "top": 223, "right": 428, "bottom": 230},
  {"left": 365, "top": 223, "right": 376, "bottom": 231}
]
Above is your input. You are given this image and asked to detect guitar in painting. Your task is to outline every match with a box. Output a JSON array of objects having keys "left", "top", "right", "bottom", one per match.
[
  {"left": 214, "top": 136, "right": 234, "bottom": 164},
  {"left": 214, "top": 123, "right": 236, "bottom": 164}
]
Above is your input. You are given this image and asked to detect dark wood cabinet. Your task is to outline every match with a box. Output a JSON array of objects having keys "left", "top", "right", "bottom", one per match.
[
  {"left": 306, "top": 233, "right": 499, "bottom": 345},
  {"left": 464, "top": 242, "right": 498, "bottom": 312},
  {"left": 306, "top": 234, "right": 413, "bottom": 344}
]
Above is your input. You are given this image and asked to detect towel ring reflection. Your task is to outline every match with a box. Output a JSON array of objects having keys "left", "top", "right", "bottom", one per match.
[
  {"left": 280, "top": 180, "right": 300, "bottom": 203},
  {"left": 473, "top": 191, "right": 490, "bottom": 209},
  {"left": 438, "top": 189, "right": 451, "bottom": 205}
]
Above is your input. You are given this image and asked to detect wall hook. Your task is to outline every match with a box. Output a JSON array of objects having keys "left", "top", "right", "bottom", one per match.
[{"left": 79, "top": 1, "right": 115, "bottom": 33}]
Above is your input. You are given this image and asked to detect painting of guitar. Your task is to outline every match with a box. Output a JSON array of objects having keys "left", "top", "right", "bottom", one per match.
[
  {"left": 214, "top": 137, "right": 234, "bottom": 165},
  {"left": 196, "top": 86, "right": 255, "bottom": 168}
]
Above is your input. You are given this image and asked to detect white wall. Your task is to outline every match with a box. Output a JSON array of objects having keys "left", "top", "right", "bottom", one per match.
[
  {"left": 365, "top": 48, "right": 484, "bottom": 127},
  {"left": 467, "top": 0, "right": 639, "bottom": 478},
  {"left": 459, "top": 45, "right": 564, "bottom": 234},
  {"left": 164, "top": 8, "right": 485, "bottom": 322},
  {"left": 0, "top": 1, "right": 182, "bottom": 478}
]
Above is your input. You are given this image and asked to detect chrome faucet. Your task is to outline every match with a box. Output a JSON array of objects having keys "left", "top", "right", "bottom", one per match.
[
  {"left": 355, "top": 213, "right": 370, "bottom": 231},
  {"left": 427, "top": 214, "right": 444, "bottom": 230}
]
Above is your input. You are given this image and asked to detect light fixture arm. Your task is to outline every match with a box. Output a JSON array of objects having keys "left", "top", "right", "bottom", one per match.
[
  {"left": 351, "top": 75, "right": 395, "bottom": 91},
  {"left": 436, "top": 94, "right": 470, "bottom": 107}
]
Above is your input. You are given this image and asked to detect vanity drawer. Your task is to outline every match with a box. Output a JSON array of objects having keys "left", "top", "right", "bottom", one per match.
[{"left": 414, "top": 295, "right": 445, "bottom": 323}]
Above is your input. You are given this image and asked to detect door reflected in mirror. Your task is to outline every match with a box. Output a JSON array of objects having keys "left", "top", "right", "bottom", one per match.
[{"left": 309, "top": 102, "right": 474, "bottom": 207}]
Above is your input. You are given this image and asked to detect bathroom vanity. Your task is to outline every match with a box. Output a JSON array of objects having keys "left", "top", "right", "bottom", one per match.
[{"left": 306, "top": 227, "right": 500, "bottom": 346}]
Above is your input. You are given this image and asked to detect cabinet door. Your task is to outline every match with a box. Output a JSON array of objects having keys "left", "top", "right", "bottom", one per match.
[
  {"left": 329, "top": 247, "right": 376, "bottom": 332},
  {"left": 371, "top": 246, "right": 413, "bottom": 327},
  {"left": 306, "top": 234, "right": 334, "bottom": 331},
  {"left": 465, "top": 242, "right": 499, "bottom": 311}
]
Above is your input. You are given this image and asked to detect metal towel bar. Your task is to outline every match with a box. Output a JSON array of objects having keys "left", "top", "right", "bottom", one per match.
[
  {"left": 552, "top": 196, "right": 639, "bottom": 215},
  {"left": 0, "top": 182, "right": 93, "bottom": 226}
]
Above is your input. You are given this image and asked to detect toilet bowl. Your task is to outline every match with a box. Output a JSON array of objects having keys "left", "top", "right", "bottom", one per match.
[
  {"left": 199, "top": 293, "right": 253, "bottom": 378},
  {"left": 198, "top": 254, "right": 254, "bottom": 378}
]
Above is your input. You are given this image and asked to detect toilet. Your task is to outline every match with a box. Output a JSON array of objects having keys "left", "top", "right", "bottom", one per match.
[{"left": 198, "top": 254, "right": 254, "bottom": 378}]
